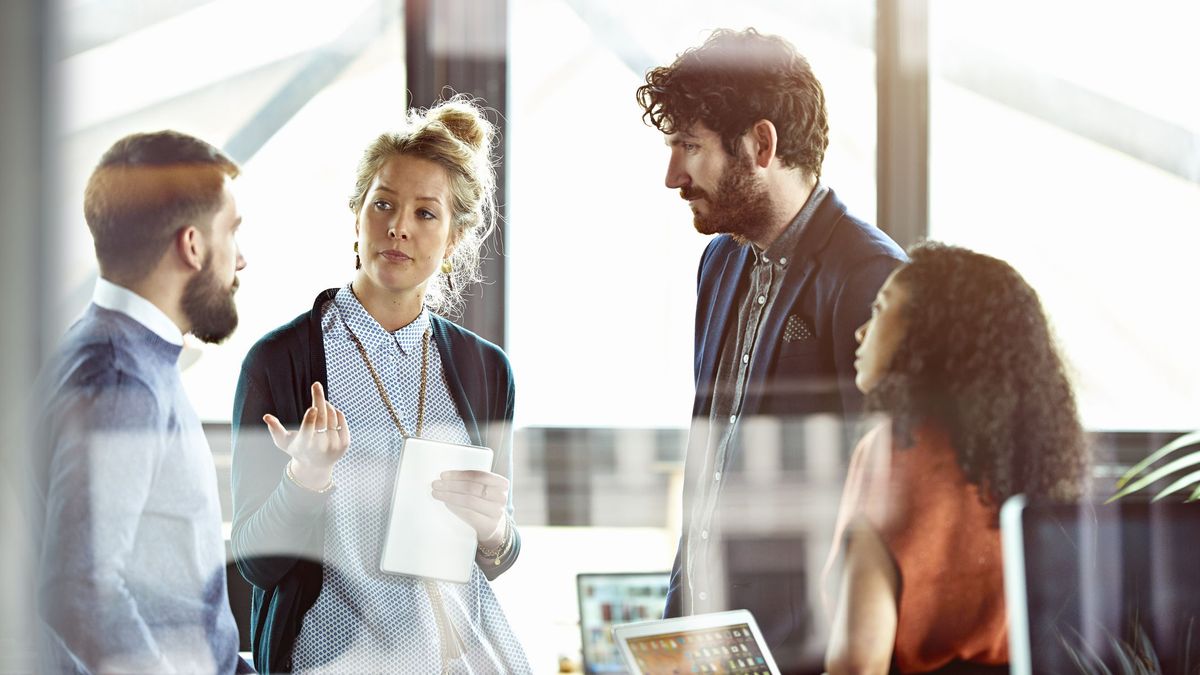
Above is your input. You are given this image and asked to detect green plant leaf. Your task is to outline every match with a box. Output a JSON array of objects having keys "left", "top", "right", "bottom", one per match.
[
  {"left": 1132, "top": 619, "right": 1161, "bottom": 674},
  {"left": 1061, "top": 627, "right": 1115, "bottom": 675},
  {"left": 1153, "top": 470, "right": 1200, "bottom": 502},
  {"left": 1108, "top": 451, "right": 1200, "bottom": 503},
  {"left": 1109, "top": 634, "right": 1137, "bottom": 674},
  {"left": 1116, "top": 430, "right": 1200, "bottom": 489}
]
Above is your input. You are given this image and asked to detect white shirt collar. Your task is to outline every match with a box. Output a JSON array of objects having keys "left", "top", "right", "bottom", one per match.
[{"left": 92, "top": 277, "right": 185, "bottom": 346}]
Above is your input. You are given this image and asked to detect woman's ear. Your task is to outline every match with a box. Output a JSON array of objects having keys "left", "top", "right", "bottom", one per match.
[{"left": 443, "top": 227, "right": 462, "bottom": 261}]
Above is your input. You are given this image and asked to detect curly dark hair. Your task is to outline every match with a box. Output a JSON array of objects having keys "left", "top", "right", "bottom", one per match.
[
  {"left": 868, "top": 242, "right": 1088, "bottom": 507},
  {"left": 635, "top": 28, "right": 829, "bottom": 178}
]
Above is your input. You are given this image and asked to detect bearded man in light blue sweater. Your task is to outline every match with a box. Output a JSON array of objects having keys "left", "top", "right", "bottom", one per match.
[{"left": 33, "top": 131, "right": 251, "bottom": 673}]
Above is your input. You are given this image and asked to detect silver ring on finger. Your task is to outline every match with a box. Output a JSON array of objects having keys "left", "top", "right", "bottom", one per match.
[{"left": 315, "top": 428, "right": 328, "bottom": 433}]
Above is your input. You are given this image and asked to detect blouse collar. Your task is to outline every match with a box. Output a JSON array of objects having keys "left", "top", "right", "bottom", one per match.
[{"left": 332, "top": 284, "right": 429, "bottom": 355}]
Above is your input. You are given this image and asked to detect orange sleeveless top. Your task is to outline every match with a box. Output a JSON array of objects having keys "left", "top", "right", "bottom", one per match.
[{"left": 825, "top": 424, "right": 1008, "bottom": 672}]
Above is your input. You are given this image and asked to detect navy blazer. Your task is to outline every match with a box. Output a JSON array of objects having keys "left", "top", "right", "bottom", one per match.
[{"left": 666, "top": 190, "right": 905, "bottom": 668}]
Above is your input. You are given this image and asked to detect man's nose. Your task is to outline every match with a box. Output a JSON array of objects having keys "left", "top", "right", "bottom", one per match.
[{"left": 665, "top": 157, "right": 689, "bottom": 190}]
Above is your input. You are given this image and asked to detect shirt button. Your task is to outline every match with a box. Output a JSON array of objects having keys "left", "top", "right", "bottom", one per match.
[
  {"left": 698, "top": 591, "right": 708, "bottom": 601},
  {"left": 714, "top": 472, "right": 721, "bottom": 482},
  {"left": 762, "top": 255, "right": 770, "bottom": 264},
  {"left": 780, "top": 257, "right": 788, "bottom": 265},
  {"left": 757, "top": 295, "right": 766, "bottom": 305},
  {"left": 742, "top": 353, "right": 750, "bottom": 364},
  {"left": 701, "top": 530, "right": 709, "bottom": 540},
  {"left": 729, "top": 414, "right": 736, "bottom": 424}
]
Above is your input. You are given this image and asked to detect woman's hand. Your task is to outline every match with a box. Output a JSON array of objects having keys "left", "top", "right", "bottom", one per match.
[
  {"left": 263, "top": 382, "right": 350, "bottom": 491},
  {"left": 431, "top": 470, "right": 509, "bottom": 548}
]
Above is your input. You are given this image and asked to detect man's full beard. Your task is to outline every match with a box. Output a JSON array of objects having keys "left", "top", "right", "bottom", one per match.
[
  {"left": 686, "top": 151, "right": 774, "bottom": 246},
  {"left": 181, "top": 253, "right": 239, "bottom": 344}
]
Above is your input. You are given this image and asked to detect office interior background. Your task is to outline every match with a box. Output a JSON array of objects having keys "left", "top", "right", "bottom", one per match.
[{"left": 1, "top": 0, "right": 1198, "bottom": 671}]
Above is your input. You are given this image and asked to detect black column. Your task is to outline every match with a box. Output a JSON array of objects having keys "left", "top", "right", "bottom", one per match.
[
  {"left": 876, "top": 0, "right": 929, "bottom": 250},
  {"left": 405, "top": 0, "right": 508, "bottom": 347}
]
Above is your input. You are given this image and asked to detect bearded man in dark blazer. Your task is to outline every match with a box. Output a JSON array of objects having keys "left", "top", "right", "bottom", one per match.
[{"left": 637, "top": 28, "right": 906, "bottom": 672}]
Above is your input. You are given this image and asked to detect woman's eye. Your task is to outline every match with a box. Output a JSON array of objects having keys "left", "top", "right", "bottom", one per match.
[
  {"left": 374, "top": 200, "right": 391, "bottom": 210},
  {"left": 683, "top": 143, "right": 698, "bottom": 152},
  {"left": 418, "top": 208, "right": 437, "bottom": 220}
]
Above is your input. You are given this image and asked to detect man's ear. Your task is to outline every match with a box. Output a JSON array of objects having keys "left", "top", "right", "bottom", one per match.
[
  {"left": 175, "top": 225, "right": 205, "bottom": 272},
  {"left": 749, "top": 119, "right": 778, "bottom": 169}
]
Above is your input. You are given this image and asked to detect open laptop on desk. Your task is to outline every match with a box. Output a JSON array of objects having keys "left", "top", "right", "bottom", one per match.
[
  {"left": 577, "top": 572, "right": 671, "bottom": 674},
  {"left": 612, "top": 609, "right": 780, "bottom": 675}
]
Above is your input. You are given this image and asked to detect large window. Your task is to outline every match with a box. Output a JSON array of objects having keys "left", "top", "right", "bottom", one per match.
[
  {"left": 502, "top": 3, "right": 877, "bottom": 664},
  {"left": 506, "top": 0, "right": 878, "bottom": 429},
  {"left": 927, "top": 0, "right": 1200, "bottom": 431},
  {"left": 53, "top": 0, "right": 407, "bottom": 422},
  {"left": 42, "top": 1, "right": 1199, "bottom": 670}
]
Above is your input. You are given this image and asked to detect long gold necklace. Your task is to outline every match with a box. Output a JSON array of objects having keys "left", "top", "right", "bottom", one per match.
[
  {"left": 343, "top": 311, "right": 462, "bottom": 666},
  {"left": 344, "top": 323, "right": 430, "bottom": 438}
]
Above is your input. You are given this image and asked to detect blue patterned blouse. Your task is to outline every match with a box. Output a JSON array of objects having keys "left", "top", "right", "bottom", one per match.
[{"left": 290, "top": 286, "right": 529, "bottom": 673}]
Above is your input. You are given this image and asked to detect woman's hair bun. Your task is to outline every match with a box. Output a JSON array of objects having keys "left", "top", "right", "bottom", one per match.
[{"left": 426, "top": 95, "right": 493, "bottom": 154}]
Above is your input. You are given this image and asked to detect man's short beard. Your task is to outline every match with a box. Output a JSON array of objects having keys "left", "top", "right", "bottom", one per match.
[
  {"left": 181, "top": 252, "right": 239, "bottom": 344},
  {"left": 691, "top": 150, "right": 774, "bottom": 245}
]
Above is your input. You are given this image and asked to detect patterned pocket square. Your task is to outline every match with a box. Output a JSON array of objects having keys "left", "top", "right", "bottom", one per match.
[{"left": 783, "top": 314, "right": 816, "bottom": 342}]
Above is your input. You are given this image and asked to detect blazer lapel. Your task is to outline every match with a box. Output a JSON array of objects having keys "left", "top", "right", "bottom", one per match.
[
  {"left": 741, "top": 194, "right": 848, "bottom": 415},
  {"left": 695, "top": 242, "right": 752, "bottom": 409}
]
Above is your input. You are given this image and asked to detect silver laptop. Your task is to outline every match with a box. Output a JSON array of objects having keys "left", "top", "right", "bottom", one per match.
[{"left": 612, "top": 609, "right": 780, "bottom": 675}]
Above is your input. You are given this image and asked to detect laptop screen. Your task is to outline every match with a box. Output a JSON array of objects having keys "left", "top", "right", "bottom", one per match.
[
  {"left": 577, "top": 572, "right": 671, "bottom": 673},
  {"left": 624, "top": 622, "right": 772, "bottom": 675},
  {"left": 611, "top": 610, "right": 781, "bottom": 675}
]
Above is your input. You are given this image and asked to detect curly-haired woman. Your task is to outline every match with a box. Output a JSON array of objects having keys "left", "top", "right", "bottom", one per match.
[
  {"left": 823, "top": 242, "right": 1089, "bottom": 675},
  {"left": 230, "top": 96, "right": 530, "bottom": 673}
]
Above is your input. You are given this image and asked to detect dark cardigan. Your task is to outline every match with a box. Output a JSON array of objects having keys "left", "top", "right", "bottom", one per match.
[{"left": 230, "top": 289, "right": 520, "bottom": 673}]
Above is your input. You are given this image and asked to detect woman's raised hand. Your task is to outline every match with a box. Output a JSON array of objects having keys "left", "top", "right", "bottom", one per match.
[
  {"left": 432, "top": 470, "right": 509, "bottom": 549},
  {"left": 263, "top": 382, "right": 350, "bottom": 491}
]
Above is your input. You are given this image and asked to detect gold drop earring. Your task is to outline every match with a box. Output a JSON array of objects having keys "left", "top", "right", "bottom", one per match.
[
  {"left": 441, "top": 258, "right": 454, "bottom": 292},
  {"left": 354, "top": 241, "right": 361, "bottom": 270}
]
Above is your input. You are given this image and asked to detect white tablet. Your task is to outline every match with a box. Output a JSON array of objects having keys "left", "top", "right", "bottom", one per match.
[
  {"left": 380, "top": 437, "right": 494, "bottom": 584},
  {"left": 612, "top": 609, "right": 780, "bottom": 675}
]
